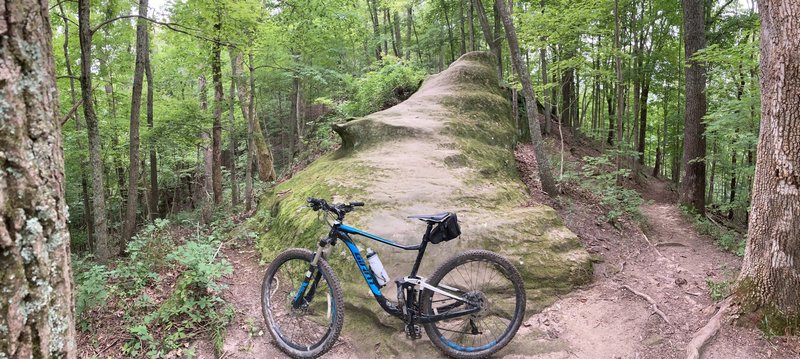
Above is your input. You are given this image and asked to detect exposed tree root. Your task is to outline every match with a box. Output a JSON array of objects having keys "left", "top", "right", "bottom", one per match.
[
  {"left": 620, "top": 285, "right": 671, "bottom": 324},
  {"left": 686, "top": 298, "right": 732, "bottom": 359}
]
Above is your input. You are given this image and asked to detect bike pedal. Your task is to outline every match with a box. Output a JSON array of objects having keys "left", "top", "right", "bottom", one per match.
[{"left": 404, "top": 324, "right": 422, "bottom": 340}]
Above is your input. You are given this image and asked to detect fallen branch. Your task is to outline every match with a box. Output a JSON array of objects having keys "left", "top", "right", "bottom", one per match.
[
  {"left": 686, "top": 297, "right": 732, "bottom": 359},
  {"left": 655, "top": 242, "right": 690, "bottom": 248},
  {"left": 641, "top": 233, "right": 666, "bottom": 259},
  {"left": 620, "top": 285, "right": 671, "bottom": 325}
]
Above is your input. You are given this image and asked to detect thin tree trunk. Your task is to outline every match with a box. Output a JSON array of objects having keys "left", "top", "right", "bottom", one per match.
[
  {"left": 406, "top": 6, "right": 413, "bottom": 59},
  {"left": 0, "top": 2, "right": 77, "bottom": 355},
  {"left": 680, "top": 0, "right": 708, "bottom": 214},
  {"left": 123, "top": 0, "right": 149, "bottom": 241},
  {"left": 442, "top": 0, "right": 456, "bottom": 63},
  {"left": 459, "top": 0, "right": 467, "bottom": 55},
  {"left": 473, "top": 0, "right": 501, "bottom": 80},
  {"left": 211, "top": 18, "right": 224, "bottom": 205},
  {"left": 367, "top": 0, "right": 382, "bottom": 60},
  {"left": 493, "top": 1, "right": 503, "bottom": 78},
  {"left": 197, "top": 75, "right": 213, "bottom": 224},
  {"left": 231, "top": 50, "right": 276, "bottom": 181},
  {"left": 495, "top": 0, "right": 558, "bottom": 196},
  {"left": 613, "top": 0, "right": 625, "bottom": 182},
  {"left": 146, "top": 30, "right": 157, "bottom": 220},
  {"left": 468, "top": 0, "right": 476, "bottom": 51},
  {"left": 58, "top": 3, "right": 94, "bottom": 250},
  {"left": 79, "top": 0, "right": 112, "bottom": 260},
  {"left": 228, "top": 58, "right": 239, "bottom": 207},
  {"left": 735, "top": 0, "right": 800, "bottom": 322},
  {"left": 637, "top": 78, "right": 650, "bottom": 165},
  {"left": 393, "top": 11, "right": 403, "bottom": 58}
]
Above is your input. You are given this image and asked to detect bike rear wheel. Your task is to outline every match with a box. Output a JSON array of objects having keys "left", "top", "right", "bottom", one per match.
[
  {"left": 421, "top": 250, "right": 526, "bottom": 358},
  {"left": 261, "top": 248, "right": 344, "bottom": 358}
]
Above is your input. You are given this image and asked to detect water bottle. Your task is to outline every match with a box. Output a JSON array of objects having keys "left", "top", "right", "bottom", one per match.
[{"left": 366, "top": 248, "right": 390, "bottom": 287}]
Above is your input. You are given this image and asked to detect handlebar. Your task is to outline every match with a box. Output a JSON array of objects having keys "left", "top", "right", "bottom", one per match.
[{"left": 307, "top": 197, "right": 364, "bottom": 221}]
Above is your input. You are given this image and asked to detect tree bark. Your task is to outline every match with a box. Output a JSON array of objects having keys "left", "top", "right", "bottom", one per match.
[
  {"left": 58, "top": 3, "right": 94, "bottom": 250},
  {"left": 468, "top": 0, "right": 475, "bottom": 51},
  {"left": 78, "top": 0, "right": 112, "bottom": 260},
  {"left": 211, "top": 18, "right": 224, "bottom": 205},
  {"left": 123, "top": 0, "right": 149, "bottom": 240},
  {"left": 393, "top": 11, "right": 403, "bottom": 58},
  {"left": 495, "top": 0, "right": 558, "bottom": 196},
  {"left": 473, "top": 0, "right": 501, "bottom": 80},
  {"left": 367, "top": 0, "right": 381, "bottom": 60},
  {"left": 442, "top": 0, "right": 456, "bottom": 63},
  {"left": 0, "top": 0, "right": 77, "bottom": 356},
  {"left": 679, "top": 0, "right": 708, "bottom": 214},
  {"left": 146, "top": 28, "right": 157, "bottom": 221},
  {"left": 735, "top": 0, "right": 800, "bottom": 326},
  {"left": 613, "top": 0, "right": 625, "bottom": 182},
  {"left": 406, "top": 6, "right": 413, "bottom": 59},
  {"left": 459, "top": 0, "right": 467, "bottom": 55},
  {"left": 227, "top": 65, "right": 240, "bottom": 208}
]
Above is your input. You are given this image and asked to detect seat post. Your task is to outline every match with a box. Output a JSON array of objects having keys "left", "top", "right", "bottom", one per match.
[{"left": 409, "top": 223, "right": 433, "bottom": 277}]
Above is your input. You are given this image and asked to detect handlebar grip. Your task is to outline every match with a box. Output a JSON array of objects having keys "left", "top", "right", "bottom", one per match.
[{"left": 350, "top": 201, "right": 365, "bottom": 207}]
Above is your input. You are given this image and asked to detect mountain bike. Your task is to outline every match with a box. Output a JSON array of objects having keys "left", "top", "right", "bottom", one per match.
[{"left": 261, "top": 198, "right": 526, "bottom": 358}]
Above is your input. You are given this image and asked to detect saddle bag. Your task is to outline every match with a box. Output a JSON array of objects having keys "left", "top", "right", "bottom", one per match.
[{"left": 428, "top": 213, "right": 461, "bottom": 244}]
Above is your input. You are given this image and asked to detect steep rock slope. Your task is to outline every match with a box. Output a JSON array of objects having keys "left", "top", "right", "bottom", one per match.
[{"left": 250, "top": 52, "right": 591, "bottom": 357}]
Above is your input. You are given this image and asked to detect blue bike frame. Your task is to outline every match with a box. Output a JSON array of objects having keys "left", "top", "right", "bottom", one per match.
[{"left": 326, "top": 221, "right": 479, "bottom": 323}]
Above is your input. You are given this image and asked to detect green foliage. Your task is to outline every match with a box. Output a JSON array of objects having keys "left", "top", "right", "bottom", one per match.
[
  {"left": 682, "top": 208, "right": 746, "bottom": 256},
  {"left": 570, "top": 153, "right": 644, "bottom": 226},
  {"left": 344, "top": 57, "right": 426, "bottom": 117},
  {"left": 72, "top": 258, "right": 109, "bottom": 328},
  {"left": 706, "top": 278, "right": 732, "bottom": 301}
]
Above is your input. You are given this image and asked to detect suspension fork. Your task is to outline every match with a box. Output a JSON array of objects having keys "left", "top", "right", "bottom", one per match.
[{"left": 292, "top": 243, "right": 327, "bottom": 309}]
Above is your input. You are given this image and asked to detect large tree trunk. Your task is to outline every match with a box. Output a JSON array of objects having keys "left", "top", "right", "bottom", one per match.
[
  {"left": 495, "top": 0, "right": 558, "bottom": 196},
  {"left": 468, "top": 0, "right": 475, "bottom": 51},
  {"left": 442, "top": 0, "right": 456, "bottom": 63},
  {"left": 539, "top": 0, "right": 551, "bottom": 135},
  {"left": 0, "top": 1, "right": 76, "bottom": 356},
  {"left": 679, "top": 0, "right": 707, "bottom": 214},
  {"left": 58, "top": 3, "right": 94, "bottom": 250},
  {"left": 123, "top": 0, "right": 149, "bottom": 240},
  {"left": 78, "top": 0, "right": 112, "bottom": 260},
  {"left": 637, "top": 78, "right": 650, "bottom": 165},
  {"left": 735, "top": 0, "right": 800, "bottom": 328}
]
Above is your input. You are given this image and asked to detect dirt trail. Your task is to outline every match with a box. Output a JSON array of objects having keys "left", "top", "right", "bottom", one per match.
[{"left": 515, "top": 177, "right": 798, "bottom": 358}]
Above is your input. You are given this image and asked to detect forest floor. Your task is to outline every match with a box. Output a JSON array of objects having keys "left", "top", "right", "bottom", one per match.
[
  {"left": 191, "top": 134, "right": 800, "bottom": 359},
  {"left": 512, "top": 134, "right": 800, "bottom": 359}
]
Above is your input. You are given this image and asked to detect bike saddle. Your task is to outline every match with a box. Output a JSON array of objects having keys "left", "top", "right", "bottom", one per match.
[{"left": 408, "top": 212, "right": 451, "bottom": 223}]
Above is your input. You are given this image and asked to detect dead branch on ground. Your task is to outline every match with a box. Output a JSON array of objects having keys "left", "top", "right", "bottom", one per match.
[{"left": 620, "top": 284, "right": 671, "bottom": 325}]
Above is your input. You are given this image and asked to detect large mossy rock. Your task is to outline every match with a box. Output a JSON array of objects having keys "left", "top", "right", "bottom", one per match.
[{"left": 249, "top": 52, "right": 592, "bottom": 357}]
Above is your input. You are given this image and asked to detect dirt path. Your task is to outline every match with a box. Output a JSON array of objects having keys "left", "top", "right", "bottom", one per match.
[{"left": 515, "top": 177, "right": 799, "bottom": 358}]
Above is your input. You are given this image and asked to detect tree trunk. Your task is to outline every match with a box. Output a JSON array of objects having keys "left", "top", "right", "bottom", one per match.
[
  {"left": 637, "top": 78, "right": 650, "bottom": 164},
  {"left": 367, "top": 0, "right": 381, "bottom": 60},
  {"left": 228, "top": 58, "right": 239, "bottom": 207},
  {"left": 230, "top": 50, "right": 276, "bottom": 181},
  {"left": 459, "top": 0, "right": 467, "bottom": 55},
  {"left": 735, "top": 0, "right": 800, "bottom": 327},
  {"left": 58, "top": 3, "right": 94, "bottom": 250},
  {"left": 0, "top": 1, "right": 77, "bottom": 356},
  {"left": 679, "top": 0, "right": 707, "bottom": 214},
  {"left": 495, "top": 0, "right": 558, "bottom": 196},
  {"left": 146, "top": 29, "right": 157, "bottom": 221},
  {"left": 406, "top": 6, "right": 413, "bottom": 59},
  {"left": 211, "top": 19, "right": 224, "bottom": 205},
  {"left": 473, "top": 0, "right": 501, "bottom": 80},
  {"left": 78, "top": 0, "right": 112, "bottom": 260},
  {"left": 442, "top": 0, "right": 456, "bottom": 63},
  {"left": 197, "top": 75, "right": 213, "bottom": 224},
  {"left": 613, "top": 0, "right": 625, "bottom": 182},
  {"left": 492, "top": 1, "right": 503, "bottom": 79},
  {"left": 468, "top": 0, "right": 475, "bottom": 51},
  {"left": 123, "top": 0, "right": 149, "bottom": 241},
  {"left": 393, "top": 11, "right": 403, "bottom": 58}
]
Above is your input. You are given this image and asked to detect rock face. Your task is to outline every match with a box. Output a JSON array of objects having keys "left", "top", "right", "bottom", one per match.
[{"left": 250, "top": 52, "right": 592, "bottom": 357}]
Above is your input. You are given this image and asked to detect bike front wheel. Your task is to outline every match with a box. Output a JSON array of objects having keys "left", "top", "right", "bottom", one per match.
[
  {"left": 421, "top": 250, "right": 526, "bottom": 358},
  {"left": 261, "top": 248, "right": 344, "bottom": 358}
]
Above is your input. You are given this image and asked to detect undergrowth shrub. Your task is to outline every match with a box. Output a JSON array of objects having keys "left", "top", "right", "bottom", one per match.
[
  {"left": 565, "top": 153, "right": 644, "bottom": 226},
  {"left": 682, "top": 208, "right": 746, "bottom": 256},
  {"left": 345, "top": 56, "right": 426, "bottom": 116}
]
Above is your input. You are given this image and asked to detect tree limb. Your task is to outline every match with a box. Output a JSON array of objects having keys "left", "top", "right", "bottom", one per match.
[
  {"left": 89, "top": 15, "right": 238, "bottom": 48},
  {"left": 620, "top": 285, "right": 671, "bottom": 325},
  {"left": 60, "top": 98, "right": 84, "bottom": 126}
]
